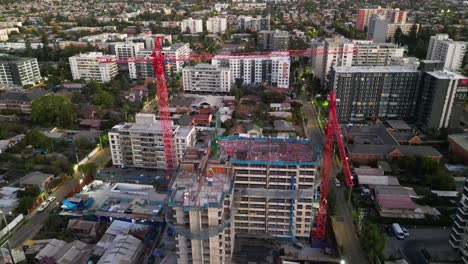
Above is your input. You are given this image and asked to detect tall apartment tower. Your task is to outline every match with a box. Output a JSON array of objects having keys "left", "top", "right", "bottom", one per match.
[
  {"left": 181, "top": 18, "right": 203, "bottom": 33},
  {"left": 0, "top": 55, "right": 41, "bottom": 86},
  {"left": 416, "top": 68, "right": 468, "bottom": 129},
  {"left": 310, "top": 38, "right": 405, "bottom": 81},
  {"left": 257, "top": 30, "right": 289, "bottom": 51},
  {"left": 237, "top": 15, "right": 270, "bottom": 31},
  {"left": 182, "top": 64, "right": 231, "bottom": 93},
  {"left": 108, "top": 113, "right": 196, "bottom": 169},
  {"left": 69, "top": 52, "right": 118, "bottom": 83},
  {"left": 330, "top": 66, "right": 421, "bottom": 123},
  {"left": 168, "top": 148, "right": 235, "bottom": 264},
  {"left": 113, "top": 42, "right": 145, "bottom": 60},
  {"left": 368, "top": 14, "right": 389, "bottom": 43},
  {"left": 212, "top": 52, "right": 290, "bottom": 88},
  {"left": 426, "top": 34, "right": 468, "bottom": 71},
  {"left": 218, "top": 137, "right": 319, "bottom": 239},
  {"left": 450, "top": 177, "right": 468, "bottom": 264},
  {"left": 356, "top": 6, "right": 408, "bottom": 31},
  {"left": 206, "top": 16, "right": 227, "bottom": 34}
]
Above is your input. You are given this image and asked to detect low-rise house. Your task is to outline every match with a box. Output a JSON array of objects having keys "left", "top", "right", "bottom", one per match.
[
  {"left": 448, "top": 134, "right": 468, "bottom": 165},
  {"left": 192, "top": 114, "right": 212, "bottom": 126},
  {"left": 79, "top": 119, "right": 102, "bottom": 131},
  {"left": 0, "top": 134, "right": 24, "bottom": 154},
  {"left": 270, "top": 103, "right": 291, "bottom": 111},
  {"left": 35, "top": 239, "right": 92, "bottom": 264},
  {"left": 372, "top": 185, "right": 423, "bottom": 219},
  {"left": 67, "top": 219, "right": 106, "bottom": 243},
  {"left": 97, "top": 234, "right": 144, "bottom": 264},
  {"left": 0, "top": 89, "right": 48, "bottom": 113},
  {"left": 19, "top": 171, "right": 54, "bottom": 191}
]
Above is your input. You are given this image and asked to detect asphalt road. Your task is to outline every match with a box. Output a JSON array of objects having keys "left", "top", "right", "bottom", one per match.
[
  {"left": 7, "top": 148, "right": 111, "bottom": 248},
  {"left": 386, "top": 227, "right": 459, "bottom": 264}
]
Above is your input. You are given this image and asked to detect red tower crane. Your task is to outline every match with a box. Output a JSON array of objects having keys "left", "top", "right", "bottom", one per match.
[
  {"left": 314, "top": 90, "right": 354, "bottom": 241},
  {"left": 99, "top": 37, "right": 356, "bottom": 240}
]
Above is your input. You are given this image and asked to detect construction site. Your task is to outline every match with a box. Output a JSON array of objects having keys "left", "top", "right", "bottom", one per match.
[{"left": 165, "top": 136, "right": 328, "bottom": 263}]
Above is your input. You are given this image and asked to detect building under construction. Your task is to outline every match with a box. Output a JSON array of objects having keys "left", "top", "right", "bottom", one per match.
[
  {"left": 167, "top": 137, "right": 320, "bottom": 263},
  {"left": 219, "top": 136, "right": 319, "bottom": 239},
  {"left": 167, "top": 146, "right": 236, "bottom": 264}
]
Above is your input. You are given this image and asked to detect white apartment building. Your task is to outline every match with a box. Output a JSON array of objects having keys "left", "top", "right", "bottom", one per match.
[
  {"left": 182, "top": 64, "right": 231, "bottom": 93},
  {"left": 180, "top": 18, "right": 203, "bottom": 33},
  {"left": 128, "top": 43, "right": 191, "bottom": 80},
  {"left": 212, "top": 52, "right": 290, "bottom": 88},
  {"left": 367, "top": 14, "right": 388, "bottom": 43},
  {"left": 0, "top": 28, "right": 19, "bottom": 42},
  {"left": 0, "top": 56, "right": 41, "bottom": 86},
  {"left": 69, "top": 52, "right": 118, "bottom": 83},
  {"left": 386, "top": 23, "right": 419, "bottom": 42},
  {"left": 114, "top": 42, "right": 145, "bottom": 60},
  {"left": 426, "top": 34, "right": 467, "bottom": 71},
  {"left": 206, "top": 16, "right": 227, "bottom": 34},
  {"left": 78, "top": 33, "right": 127, "bottom": 43},
  {"left": 237, "top": 15, "right": 270, "bottom": 31},
  {"left": 310, "top": 37, "right": 406, "bottom": 81},
  {"left": 108, "top": 113, "right": 196, "bottom": 169}
]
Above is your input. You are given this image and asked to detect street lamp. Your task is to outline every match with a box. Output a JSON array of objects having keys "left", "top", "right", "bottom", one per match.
[
  {"left": 0, "top": 211, "right": 11, "bottom": 236},
  {"left": 340, "top": 260, "right": 346, "bottom": 264}
]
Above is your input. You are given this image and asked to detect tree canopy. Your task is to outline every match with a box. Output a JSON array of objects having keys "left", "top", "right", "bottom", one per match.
[
  {"left": 31, "top": 95, "right": 76, "bottom": 128},
  {"left": 360, "top": 221, "right": 386, "bottom": 261}
]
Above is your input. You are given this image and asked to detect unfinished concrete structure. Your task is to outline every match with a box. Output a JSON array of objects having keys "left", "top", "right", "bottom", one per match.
[
  {"left": 168, "top": 146, "right": 236, "bottom": 264},
  {"left": 219, "top": 137, "right": 319, "bottom": 239}
]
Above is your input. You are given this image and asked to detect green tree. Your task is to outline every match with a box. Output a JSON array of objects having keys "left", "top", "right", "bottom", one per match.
[
  {"left": 25, "top": 130, "right": 52, "bottom": 150},
  {"left": 14, "top": 196, "right": 35, "bottom": 214},
  {"left": 147, "top": 83, "right": 157, "bottom": 99},
  {"left": 31, "top": 95, "right": 76, "bottom": 128},
  {"left": 94, "top": 89, "right": 114, "bottom": 108},
  {"left": 360, "top": 221, "right": 386, "bottom": 261},
  {"left": 78, "top": 162, "right": 97, "bottom": 177},
  {"left": 16, "top": 186, "right": 41, "bottom": 199}
]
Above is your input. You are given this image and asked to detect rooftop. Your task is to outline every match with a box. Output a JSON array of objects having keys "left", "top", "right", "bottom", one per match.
[
  {"left": 19, "top": 171, "right": 54, "bottom": 185},
  {"left": 219, "top": 137, "right": 319, "bottom": 165},
  {"left": 427, "top": 70, "right": 467, "bottom": 80},
  {"left": 386, "top": 120, "right": 412, "bottom": 130},
  {"left": 448, "top": 134, "right": 468, "bottom": 151}
]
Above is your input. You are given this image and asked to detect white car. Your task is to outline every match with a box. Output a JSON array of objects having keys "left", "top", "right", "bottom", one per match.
[
  {"left": 37, "top": 202, "right": 48, "bottom": 212},
  {"left": 47, "top": 196, "right": 56, "bottom": 203},
  {"left": 402, "top": 227, "right": 410, "bottom": 237},
  {"left": 335, "top": 178, "right": 341, "bottom": 187}
]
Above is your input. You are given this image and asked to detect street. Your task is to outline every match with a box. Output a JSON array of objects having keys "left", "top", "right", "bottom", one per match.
[
  {"left": 302, "top": 97, "right": 368, "bottom": 264},
  {"left": 7, "top": 148, "right": 111, "bottom": 248}
]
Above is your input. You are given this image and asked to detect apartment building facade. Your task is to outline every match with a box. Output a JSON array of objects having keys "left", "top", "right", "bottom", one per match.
[
  {"left": 368, "top": 14, "right": 388, "bottom": 43},
  {"left": 182, "top": 64, "right": 231, "bottom": 93},
  {"left": 450, "top": 178, "right": 468, "bottom": 264},
  {"left": 331, "top": 66, "right": 421, "bottom": 123},
  {"left": 108, "top": 113, "right": 196, "bottom": 169},
  {"left": 69, "top": 52, "right": 118, "bottom": 83},
  {"left": 113, "top": 42, "right": 145, "bottom": 60},
  {"left": 426, "top": 34, "right": 467, "bottom": 71},
  {"left": 181, "top": 18, "right": 203, "bottom": 33},
  {"left": 356, "top": 6, "right": 408, "bottom": 31},
  {"left": 237, "top": 15, "right": 270, "bottom": 31},
  {"left": 257, "top": 30, "right": 289, "bottom": 51},
  {"left": 219, "top": 137, "right": 319, "bottom": 240},
  {"left": 416, "top": 69, "right": 468, "bottom": 129},
  {"left": 0, "top": 56, "right": 41, "bottom": 86},
  {"left": 212, "top": 52, "right": 290, "bottom": 88},
  {"left": 310, "top": 38, "right": 405, "bottom": 81},
  {"left": 206, "top": 16, "right": 227, "bottom": 34}
]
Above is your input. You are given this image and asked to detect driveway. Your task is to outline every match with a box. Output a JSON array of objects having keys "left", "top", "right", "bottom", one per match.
[{"left": 385, "top": 227, "right": 460, "bottom": 263}]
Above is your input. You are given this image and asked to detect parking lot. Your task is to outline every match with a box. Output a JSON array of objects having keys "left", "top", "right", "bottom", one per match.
[{"left": 385, "top": 227, "right": 460, "bottom": 263}]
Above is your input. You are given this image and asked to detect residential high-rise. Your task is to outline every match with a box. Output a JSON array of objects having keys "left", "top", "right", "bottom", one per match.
[
  {"left": 426, "top": 34, "right": 468, "bottom": 71},
  {"left": 386, "top": 23, "right": 419, "bottom": 42},
  {"left": 180, "top": 18, "right": 203, "bottom": 33},
  {"left": 108, "top": 113, "right": 196, "bottom": 169},
  {"left": 416, "top": 69, "right": 468, "bottom": 129},
  {"left": 257, "top": 30, "right": 289, "bottom": 51},
  {"left": 128, "top": 43, "right": 191, "bottom": 80},
  {"left": 168, "top": 148, "right": 235, "bottom": 264},
  {"left": 0, "top": 55, "right": 41, "bottom": 86},
  {"left": 113, "top": 42, "right": 145, "bottom": 60},
  {"left": 237, "top": 15, "right": 270, "bottom": 31},
  {"left": 450, "top": 177, "right": 468, "bottom": 264},
  {"left": 182, "top": 64, "right": 231, "bottom": 93},
  {"left": 356, "top": 6, "right": 408, "bottom": 31},
  {"left": 367, "top": 14, "right": 389, "bottom": 43},
  {"left": 218, "top": 137, "right": 319, "bottom": 239},
  {"left": 310, "top": 38, "right": 405, "bottom": 81},
  {"left": 206, "top": 16, "right": 227, "bottom": 34},
  {"left": 330, "top": 66, "right": 421, "bottom": 123},
  {"left": 212, "top": 52, "right": 290, "bottom": 88},
  {"left": 69, "top": 52, "right": 118, "bottom": 83}
]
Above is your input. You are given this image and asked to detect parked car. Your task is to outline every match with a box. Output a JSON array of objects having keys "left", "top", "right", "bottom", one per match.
[
  {"left": 47, "top": 196, "right": 56, "bottom": 203},
  {"left": 392, "top": 223, "right": 405, "bottom": 240},
  {"left": 335, "top": 178, "right": 341, "bottom": 187},
  {"left": 37, "top": 203, "right": 48, "bottom": 212},
  {"left": 402, "top": 227, "right": 410, "bottom": 237}
]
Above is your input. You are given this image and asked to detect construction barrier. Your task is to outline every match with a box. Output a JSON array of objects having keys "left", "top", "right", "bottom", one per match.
[{"left": 0, "top": 214, "right": 24, "bottom": 241}]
